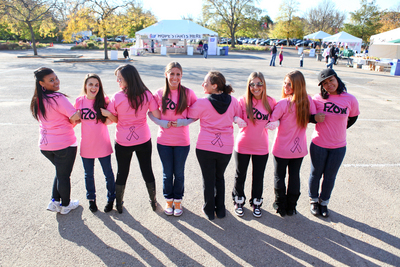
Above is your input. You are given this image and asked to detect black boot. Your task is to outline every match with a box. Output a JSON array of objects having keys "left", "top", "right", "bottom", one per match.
[
  {"left": 104, "top": 199, "right": 114, "bottom": 213},
  {"left": 272, "top": 188, "right": 287, "bottom": 217},
  {"left": 115, "top": 184, "right": 126, "bottom": 214},
  {"left": 146, "top": 182, "right": 157, "bottom": 211},
  {"left": 286, "top": 193, "right": 300, "bottom": 216}
]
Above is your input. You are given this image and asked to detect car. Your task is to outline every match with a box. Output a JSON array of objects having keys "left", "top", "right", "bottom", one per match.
[{"left": 259, "top": 39, "right": 270, "bottom": 46}]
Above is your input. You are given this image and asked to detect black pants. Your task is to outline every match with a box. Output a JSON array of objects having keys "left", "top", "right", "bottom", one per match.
[
  {"left": 196, "top": 149, "right": 231, "bottom": 219},
  {"left": 41, "top": 146, "right": 77, "bottom": 206},
  {"left": 273, "top": 156, "right": 303, "bottom": 195},
  {"left": 115, "top": 139, "right": 155, "bottom": 186},
  {"left": 232, "top": 151, "right": 268, "bottom": 203}
]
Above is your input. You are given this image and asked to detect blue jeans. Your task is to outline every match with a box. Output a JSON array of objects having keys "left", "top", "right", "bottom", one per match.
[
  {"left": 327, "top": 57, "right": 335, "bottom": 69},
  {"left": 270, "top": 53, "right": 277, "bottom": 66},
  {"left": 41, "top": 146, "right": 77, "bottom": 206},
  {"left": 82, "top": 155, "right": 116, "bottom": 202},
  {"left": 308, "top": 142, "right": 346, "bottom": 205},
  {"left": 204, "top": 49, "right": 208, "bottom": 58},
  {"left": 157, "top": 144, "right": 190, "bottom": 199}
]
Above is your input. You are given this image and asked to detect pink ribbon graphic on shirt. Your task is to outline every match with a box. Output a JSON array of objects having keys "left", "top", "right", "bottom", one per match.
[
  {"left": 211, "top": 133, "right": 223, "bottom": 147},
  {"left": 40, "top": 129, "right": 48, "bottom": 145},
  {"left": 126, "top": 126, "right": 139, "bottom": 141},
  {"left": 290, "top": 137, "right": 302, "bottom": 153}
]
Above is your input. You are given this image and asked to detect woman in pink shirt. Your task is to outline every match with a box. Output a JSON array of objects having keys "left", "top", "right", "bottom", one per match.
[
  {"left": 101, "top": 64, "right": 161, "bottom": 214},
  {"left": 30, "top": 67, "right": 80, "bottom": 215},
  {"left": 308, "top": 69, "right": 359, "bottom": 217},
  {"left": 75, "top": 74, "right": 116, "bottom": 213},
  {"left": 267, "top": 70, "right": 324, "bottom": 217},
  {"left": 188, "top": 71, "right": 243, "bottom": 220},
  {"left": 232, "top": 72, "right": 276, "bottom": 218},
  {"left": 148, "top": 62, "right": 197, "bottom": 216}
]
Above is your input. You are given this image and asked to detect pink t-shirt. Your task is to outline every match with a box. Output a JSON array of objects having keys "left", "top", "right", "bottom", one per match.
[
  {"left": 187, "top": 95, "right": 241, "bottom": 154},
  {"left": 312, "top": 92, "right": 360, "bottom": 149},
  {"left": 74, "top": 95, "right": 113, "bottom": 158},
  {"left": 270, "top": 95, "right": 316, "bottom": 158},
  {"left": 154, "top": 87, "right": 198, "bottom": 146},
  {"left": 107, "top": 90, "right": 158, "bottom": 147},
  {"left": 234, "top": 96, "right": 277, "bottom": 155},
  {"left": 38, "top": 93, "right": 77, "bottom": 151}
]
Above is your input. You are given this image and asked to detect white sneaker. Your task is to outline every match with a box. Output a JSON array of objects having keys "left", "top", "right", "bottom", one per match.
[
  {"left": 60, "top": 200, "right": 79, "bottom": 215},
  {"left": 47, "top": 199, "right": 61, "bottom": 212},
  {"left": 173, "top": 199, "right": 183, "bottom": 217}
]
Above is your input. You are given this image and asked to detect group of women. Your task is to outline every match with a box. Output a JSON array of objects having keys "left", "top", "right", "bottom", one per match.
[{"left": 30, "top": 64, "right": 359, "bottom": 219}]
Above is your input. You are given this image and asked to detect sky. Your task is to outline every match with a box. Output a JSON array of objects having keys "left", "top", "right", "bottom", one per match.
[{"left": 142, "top": 0, "right": 399, "bottom": 22}]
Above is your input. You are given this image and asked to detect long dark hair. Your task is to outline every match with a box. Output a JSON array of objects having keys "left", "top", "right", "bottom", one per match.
[
  {"left": 320, "top": 75, "right": 347, "bottom": 99},
  {"left": 81, "top": 73, "right": 107, "bottom": 124},
  {"left": 30, "top": 67, "right": 66, "bottom": 121},
  {"left": 162, "top": 62, "right": 188, "bottom": 115},
  {"left": 115, "top": 64, "right": 149, "bottom": 114},
  {"left": 207, "top": 71, "right": 233, "bottom": 94}
]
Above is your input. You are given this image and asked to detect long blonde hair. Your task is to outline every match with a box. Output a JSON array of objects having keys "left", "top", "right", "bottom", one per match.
[
  {"left": 282, "top": 70, "right": 310, "bottom": 128},
  {"left": 245, "top": 72, "right": 272, "bottom": 125}
]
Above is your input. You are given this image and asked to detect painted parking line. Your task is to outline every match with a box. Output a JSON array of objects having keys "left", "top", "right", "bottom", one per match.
[{"left": 343, "top": 164, "right": 400, "bottom": 167}]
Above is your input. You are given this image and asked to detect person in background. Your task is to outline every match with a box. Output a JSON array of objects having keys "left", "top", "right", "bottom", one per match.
[
  {"left": 75, "top": 74, "right": 116, "bottom": 213},
  {"left": 232, "top": 72, "right": 276, "bottom": 218},
  {"left": 101, "top": 64, "right": 161, "bottom": 214},
  {"left": 151, "top": 40, "right": 155, "bottom": 53},
  {"left": 270, "top": 44, "right": 277, "bottom": 66},
  {"left": 300, "top": 52, "right": 304, "bottom": 67},
  {"left": 188, "top": 71, "right": 243, "bottom": 220},
  {"left": 148, "top": 62, "right": 197, "bottom": 217},
  {"left": 308, "top": 69, "right": 359, "bottom": 217},
  {"left": 203, "top": 41, "right": 209, "bottom": 59},
  {"left": 279, "top": 50, "right": 283, "bottom": 67},
  {"left": 30, "top": 67, "right": 80, "bottom": 215}
]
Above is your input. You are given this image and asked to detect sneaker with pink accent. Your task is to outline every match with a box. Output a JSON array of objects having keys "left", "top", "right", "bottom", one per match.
[{"left": 173, "top": 199, "right": 183, "bottom": 217}]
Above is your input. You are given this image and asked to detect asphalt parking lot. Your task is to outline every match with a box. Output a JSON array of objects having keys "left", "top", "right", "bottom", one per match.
[{"left": 0, "top": 44, "right": 399, "bottom": 266}]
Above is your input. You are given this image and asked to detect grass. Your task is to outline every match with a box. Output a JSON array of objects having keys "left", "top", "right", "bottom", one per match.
[
  {"left": 0, "top": 40, "right": 49, "bottom": 50},
  {"left": 70, "top": 41, "right": 134, "bottom": 50}
]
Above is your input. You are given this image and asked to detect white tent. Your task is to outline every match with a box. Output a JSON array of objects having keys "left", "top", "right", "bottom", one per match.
[
  {"left": 369, "top": 43, "right": 400, "bottom": 59},
  {"left": 135, "top": 20, "right": 218, "bottom": 55},
  {"left": 370, "top": 28, "right": 400, "bottom": 44},
  {"left": 322, "top": 31, "right": 362, "bottom": 53},
  {"left": 304, "top": 31, "right": 331, "bottom": 40}
]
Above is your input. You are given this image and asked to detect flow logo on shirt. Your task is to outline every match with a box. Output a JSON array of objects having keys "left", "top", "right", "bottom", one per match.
[
  {"left": 323, "top": 102, "right": 348, "bottom": 114},
  {"left": 250, "top": 108, "right": 269, "bottom": 120},
  {"left": 81, "top": 108, "right": 96, "bottom": 120},
  {"left": 166, "top": 98, "right": 176, "bottom": 110}
]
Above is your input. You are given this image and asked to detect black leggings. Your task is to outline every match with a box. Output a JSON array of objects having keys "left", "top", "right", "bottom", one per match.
[
  {"left": 196, "top": 149, "right": 231, "bottom": 219},
  {"left": 232, "top": 151, "right": 269, "bottom": 202},
  {"left": 273, "top": 156, "right": 304, "bottom": 195},
  {"left": 115, "top": 139, "right": 155, "bottom": 186}
]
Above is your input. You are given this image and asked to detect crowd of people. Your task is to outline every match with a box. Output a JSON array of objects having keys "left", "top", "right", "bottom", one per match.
[{"left": 30, "top": 64, "right": 359, "bottom": 220}]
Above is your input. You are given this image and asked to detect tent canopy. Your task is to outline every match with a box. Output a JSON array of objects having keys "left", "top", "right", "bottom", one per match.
[
  {"left": 369, "top": 43, "right": 400, "bottom": 59},
  {"left": 322, "top": 31, "right": 362, "bottom": 53},
  {"left": 370, "top": 28, "right": 400, "bottom": 44},
  {"left": 304, "top": 31, "right": 331, "bottom": 40},
  {"left": 136, "top": 20, "right": 218, "bottom": 39}
]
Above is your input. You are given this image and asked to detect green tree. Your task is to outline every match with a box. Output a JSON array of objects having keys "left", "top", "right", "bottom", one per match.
[
  {"left": 122, "top": 3, "right": 157, "bottom": 37},
  {"left": 271, "top": 0, "right": 302, "bottom": 45},
  {"left": 2, "top": 0, "right": 57, "bottom": 55},
  {"left": 270, "top": 16, "right": 304, "bottom": 40},
  {"left": 202, "top": 0, "right": 262, "bottom": 47},
  {"left": 304, "top": 0, "right": 346, "bottom": 35},
  {"left": 343, "top": 0, "right": 382, "bottom": 42},
  {"left": 378, "top": 3, "right": 400, "bottom": 33}
]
